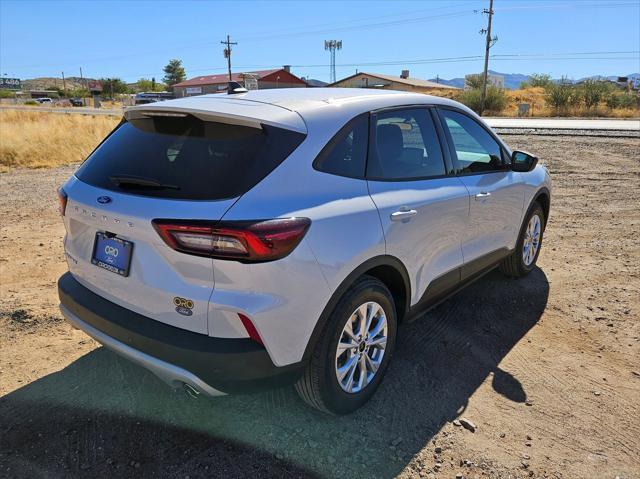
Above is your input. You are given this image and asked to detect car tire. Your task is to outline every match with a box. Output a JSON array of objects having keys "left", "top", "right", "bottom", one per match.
[
  {"left": 500, "top": 202, "right": 545, "bottom": 278},
  {"left": 295, "top": 276, "right": 397, "bottom": 415}
]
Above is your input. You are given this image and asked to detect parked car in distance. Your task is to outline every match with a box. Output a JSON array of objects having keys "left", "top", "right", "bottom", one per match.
[
  {"left": 35, "top": 97, "right": 52, "bottom": 104},
  {"left": 57, "top": 88, "right": 551, "bottom": 414},
  {"left": 69, "top": 98, "right": 84, "bottom": 107},
  {"left": 134, "top": 92, "right": 175, "bottom": 105}
]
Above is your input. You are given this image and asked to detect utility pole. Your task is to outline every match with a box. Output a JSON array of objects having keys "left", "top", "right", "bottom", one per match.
[
  {"left": 221, "top": 35, "right": 237, "bottom": 82},
  {"left": 62, "top": 71, "right": 67, "bottom": 97},
  {"left": 79, "top": 67, "right": 86, "bottom": 106},
  {"left": 479, "top": 0, "right": 497, "bottom": 116},
  {"left": 324, "top": 40, "right": 342, "bottom": 83}
]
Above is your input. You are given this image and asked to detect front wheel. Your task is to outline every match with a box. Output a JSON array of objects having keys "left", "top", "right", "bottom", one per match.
[
  {"left": 295, "top": 276, "right": 397, "bottom": 415},
  {"left": 500, "top": 202, "right": 545, "bottom": 277}
]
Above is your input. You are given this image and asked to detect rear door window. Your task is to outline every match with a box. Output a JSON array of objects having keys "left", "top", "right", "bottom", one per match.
[{"left": 76, "top": 115, "right": 305, "bottom": 200}]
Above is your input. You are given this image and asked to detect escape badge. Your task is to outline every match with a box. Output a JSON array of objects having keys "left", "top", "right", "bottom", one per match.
[{"left": 173, "top": 297, "right": 194, "bottom": 316}]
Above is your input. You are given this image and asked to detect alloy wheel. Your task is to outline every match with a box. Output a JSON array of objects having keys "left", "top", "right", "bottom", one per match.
[
  {"left": 334, "top": 301, "right": 388, "bottom": 394},
  {"left": 522, "top": 214, "right": 541, "bottom": 266}
]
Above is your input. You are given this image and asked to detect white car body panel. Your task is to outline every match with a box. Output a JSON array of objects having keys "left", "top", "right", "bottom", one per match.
[
  {"left": 62, "top": 176, "right": 234, "bottom": 335},
  {"left": 458, "top": 171, "right": 525, "bottom": 260},
  {"left": 368, "top": 177, "right": 469, "bottom": 303}
]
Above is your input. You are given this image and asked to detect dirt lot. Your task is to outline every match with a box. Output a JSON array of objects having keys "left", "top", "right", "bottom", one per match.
[{"left": 1, "top": 134, "right": 639, "bottom": 479}]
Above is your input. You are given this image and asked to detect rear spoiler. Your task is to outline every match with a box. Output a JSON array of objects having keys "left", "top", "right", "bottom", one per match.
[{"left": 124, "top": 100, "right": 307, "bottom": 134}]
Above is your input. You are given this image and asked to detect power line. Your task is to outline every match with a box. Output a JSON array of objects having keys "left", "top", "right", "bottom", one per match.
[
  {"left": 237, "top": 1, "right": 480, "bottom": 42},
  {"left": 287, "top": 50, "right": 639, "bottom": 68},
  {"left": 5, "top": 50, "right": 637, "bottom": 84},
  {"left": 3, "top": 1, "right": 637, "bottom": 72}
]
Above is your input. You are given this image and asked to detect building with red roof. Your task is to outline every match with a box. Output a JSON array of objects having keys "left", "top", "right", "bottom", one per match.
[{"left": 172, "top": 66, "right": 308, "bottom": 97}]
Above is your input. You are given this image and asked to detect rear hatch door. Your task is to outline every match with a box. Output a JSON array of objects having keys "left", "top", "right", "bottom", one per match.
[{"left": 62, "top": 102, "right": 306, "bottom": 335}]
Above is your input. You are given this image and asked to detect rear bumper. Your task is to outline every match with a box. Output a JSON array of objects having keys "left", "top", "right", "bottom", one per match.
[{"left": 58, "top": 272, "right": 303, "bottom": 395}]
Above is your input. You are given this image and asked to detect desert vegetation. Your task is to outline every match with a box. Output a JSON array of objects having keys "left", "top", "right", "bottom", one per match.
[
  {"left": 454, "top": 73, "right": 638, "bottom": 117},
  {"left": 0, "top": 110, "right": 119, "bottom": 171}
]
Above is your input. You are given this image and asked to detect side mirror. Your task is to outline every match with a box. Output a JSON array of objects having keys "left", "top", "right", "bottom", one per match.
[{"left": 511, "top": 150, "right": 538, "bottom": 172}]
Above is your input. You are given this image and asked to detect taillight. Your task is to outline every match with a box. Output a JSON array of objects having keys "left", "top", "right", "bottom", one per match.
[
  {"left": 152, "top": 218, "right": 311, "bottom": 262},
  {"left": 57, "top": 187, "right": 68, "bottom": 216}
]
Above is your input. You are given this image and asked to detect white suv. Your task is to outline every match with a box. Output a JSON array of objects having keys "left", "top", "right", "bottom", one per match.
[{"left": 58, "top": 88, "right": 551, "bottom": 414}]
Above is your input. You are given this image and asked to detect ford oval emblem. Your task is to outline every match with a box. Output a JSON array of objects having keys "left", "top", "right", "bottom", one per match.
[{"left": 97, "top": 196, "right": 112, "bottom": 204}]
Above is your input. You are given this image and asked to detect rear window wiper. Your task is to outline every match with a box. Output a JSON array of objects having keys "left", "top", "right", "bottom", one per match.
[{"left": 109, "top": 175, "right": 180, "bottom": 190}]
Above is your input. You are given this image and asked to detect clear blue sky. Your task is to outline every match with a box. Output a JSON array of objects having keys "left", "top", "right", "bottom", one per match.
[{"left": 1, "top": 0, "right": 639, "bottom": 83}]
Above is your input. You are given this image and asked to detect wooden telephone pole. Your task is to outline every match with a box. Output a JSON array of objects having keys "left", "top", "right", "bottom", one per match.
[
  {"left": 221, "top": 35, "right": 238, "bottom": 82},
  {"left": 479, "top": 0, "right": 496, "bottom": 116}
]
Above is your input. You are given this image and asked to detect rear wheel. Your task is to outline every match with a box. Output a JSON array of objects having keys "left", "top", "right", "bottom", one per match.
[
  {"left": 295, "top": 276, "right": 397, "bottom": 415},
  {"left": 500, "top": 202, "right": 545, "bottom": 277}
]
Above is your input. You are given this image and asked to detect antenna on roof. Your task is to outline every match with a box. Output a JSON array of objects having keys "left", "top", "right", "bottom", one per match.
[{"left": 227, "top": 81, "right": 248, "bottom": 94}]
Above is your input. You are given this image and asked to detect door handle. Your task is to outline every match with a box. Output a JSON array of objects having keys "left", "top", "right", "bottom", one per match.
[
  {"left": 390, "top": 209, "right": 418, "bottom": 221},
  {"left": 475, "top": 191, "right": 492, "bottom": 200}
]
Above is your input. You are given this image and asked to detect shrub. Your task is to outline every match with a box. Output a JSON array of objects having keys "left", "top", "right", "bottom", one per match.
[
  {"left": 464, "top": 74, "right": 484, "bottom": 90},
  {"left": 24, "top": 100, "right": 38, "bottom": 105},
  {"left": 544, "top": 79, "right": 580, "bottom": 111},
  {"left": 580, "top": 79, "right": 610, "bottom": 109},
  {"left": 456, "top": 86, "right": 507, "bottom": 114},
  {"left": 606, "top": 93, "right": 637, "bottom": 109},
  {"left": 528, "top": 73, "right": 552, "bottom": 88}
]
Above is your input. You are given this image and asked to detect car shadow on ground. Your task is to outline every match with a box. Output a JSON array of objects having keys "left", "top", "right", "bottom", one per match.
[{"left": 0, "top": 268, "right": 549, "bottom": 479}]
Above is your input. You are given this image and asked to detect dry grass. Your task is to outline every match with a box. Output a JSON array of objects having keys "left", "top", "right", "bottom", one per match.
[
  {"left": 0, "top": 110, "right": 119, "bottom": 172},
  {"left": 426, "top": 86, "right": 639, "bottom": 118}
]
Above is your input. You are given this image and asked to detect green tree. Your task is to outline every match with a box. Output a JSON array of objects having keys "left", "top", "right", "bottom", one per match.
[
  {"left": 163, "top": 59, "right": 186, "bottom": 86},
  {"left": 99, "top": 78, "right": 129, "bottom": 97},
  {"left": 68, "top": 87, "right": 90, "bottom": 98},
  {"left": 136, "top": 77, "right": 166, "bottom": 92}
]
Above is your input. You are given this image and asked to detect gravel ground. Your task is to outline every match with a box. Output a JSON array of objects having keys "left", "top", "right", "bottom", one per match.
[{"left": 0, "top": 134, "right": 639, "bottom": 479}]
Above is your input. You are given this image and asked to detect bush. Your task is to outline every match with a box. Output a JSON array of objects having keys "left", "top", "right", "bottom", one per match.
[
  {"left": 456, "top": 86, "right": 507, "bottom": 114},
  {"left": 606, "top": 93, "right": 637, "bottom": 109},
  {"left": 0, "top": 90, "right": 15, "bottom": 99},
  {"left": 24, "top": 100, "right": 38, "bottom": 105},
  {"left": 464, "top": 74, "right": 484, "bottom": 89},
  {"left": 528, "top": 73, "right": 552, "bottom": 88},
  {"left": 67, "top": 87, "right": 90, "bottom": 98},
  {"left": 580, "top": 79, "right": 610, "bottom": 109},
  {"left": 544, "top": 79, "right": 580, "bottom": 111}
]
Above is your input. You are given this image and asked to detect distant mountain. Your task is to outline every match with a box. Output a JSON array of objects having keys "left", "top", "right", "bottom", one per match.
[
  {"left": 428, "top": 77, "right": 465, "bottom": 89},
  {"left": 428, "top": 71, "right": 640, "bottom": 90},
  {"left": 22, "top": 76, "right": 95, "bottom": 91}
]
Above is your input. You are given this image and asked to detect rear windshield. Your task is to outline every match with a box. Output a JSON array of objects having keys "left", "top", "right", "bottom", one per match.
[{"left": 76, "top": 115, "right": 306, "bottom": 200}]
